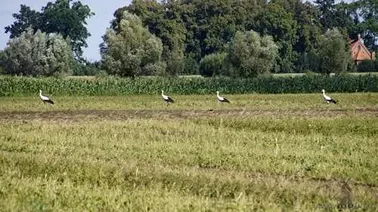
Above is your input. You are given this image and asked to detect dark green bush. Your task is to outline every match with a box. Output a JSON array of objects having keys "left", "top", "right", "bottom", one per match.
[
  {"left": 165, "top": 59, "right": 183, "bottom": 77},
  {"left": 182, "top": 57, "right": 199, "bottom": 75},
  {"left": 357, "top": 60, "right": 378, "bottom": 72},
  {"left": 199, "top": 53, "right": 226, "bottom": 77},
  {"left": 73, "top": 62, "right": 100, "bottom": 76}
]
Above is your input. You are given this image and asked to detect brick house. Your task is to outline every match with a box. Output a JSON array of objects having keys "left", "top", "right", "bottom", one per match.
[{"left": 349, "top": 34, "right": 375, "bottom": 64}]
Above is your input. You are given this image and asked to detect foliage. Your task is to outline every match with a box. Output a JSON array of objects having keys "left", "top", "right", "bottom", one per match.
[
  {"left": 182, "top": 57, "right": 199, "bottom": 75},
  {"left": 4, "top": 0, "right": 94, "bottom": 58},
  {"left": 115, "top": 0, "right": 264, "bottom": 63},
  {"left": 0, "top": 51, "right": 5, "bottom": 74},
  {"left": 4, "top": 5, "right": 41, "bottom": 39},
  {"left": 250, "top": 2, "right": 298, "bottom": 73},
  {"left": 225, "top": 30, "right": 278, "bottom": 78},
  {"left": 101, "top": 11, "right": 165, "bottom": 77},
  {"left": 4, "top": 0, "right": 378, "bottom": 75},
  {"left": 114, "top": 0, "right": 186, "bottom": 75},
  {"left": 1, "top": 28, "right": 74, "bottom": 77},
  {"left": 345, "top": 0, "right": 378, "bottom": 51},
  {"left": 357, "top": 60, "right": 378, "bottom": 72},
  {"left": 314, "top": 0, "right": 353, "bottom": 32},
  {"left": 72, "top": 61, "right": 100, "bottom": 76},
  {"left": 165, "top": 54, "right": 184, "bottom": 77},
  {"left": 273, "top": 0, "right": 322, "bottom": 57},
  {"left": 312, "top": 28, "right": 352, "bottom": 75},
  {"left": 1, "top": 74, "right": 378, "bottom": 97},
  {"left": 199, "top": 53, "right": 227, "bottom": 77},
  {"left": 105, "top": 0, "right": 377, "bottom": 75}
]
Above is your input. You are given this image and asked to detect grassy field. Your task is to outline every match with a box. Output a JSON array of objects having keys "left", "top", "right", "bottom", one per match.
[{"left": 1, "top": 93, "right": 378, "bottom": 211}]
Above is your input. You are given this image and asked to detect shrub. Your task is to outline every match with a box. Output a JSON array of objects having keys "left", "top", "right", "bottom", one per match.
[
  {"left": 1, "top": 28, "right": 74, "bottom": 77},
  {"left": 199, "top": 53, "right": 227, "bottom": 77},
  {"left": 357, "top": 60, "right": 378, "bottom": 72},
  {"left": 73, "top": 61, "right": 100, "bottom": 76},
  {"left": 182, "top": 57, "right": 199, "bottom": 75},
  {"left": 1, "top": 75, "right": 377, "bottom": 97},
  {"left": 0, "top": 51, "right": 5, "bottom": 74},
  {"left": 315, "top": 28, "right": 352, "bottom": 75},
  {"left": 101, "top": 11, "right": 164, "bottom": 77},
  {"left": 224, "top": 30, "right": 278, "bottom": 78},
  {"left": 165, "top": 59, "right": 183, "bottom": 77}
]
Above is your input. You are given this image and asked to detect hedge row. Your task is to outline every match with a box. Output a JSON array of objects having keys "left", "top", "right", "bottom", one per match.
[{"left": 0, "top": 75, "right": 378, "bottom": 96}]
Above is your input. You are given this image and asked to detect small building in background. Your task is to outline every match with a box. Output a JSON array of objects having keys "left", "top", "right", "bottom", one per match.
[{"left": 349, "top": 34, "right": 375, "bottom": 64}]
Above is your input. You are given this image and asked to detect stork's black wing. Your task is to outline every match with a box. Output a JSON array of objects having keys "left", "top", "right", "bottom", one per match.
[
  {"left": 167, "top": 96, "right": 174, "bottom": 103},
  {"left": 222, "top": 98, "right": 230, "bottom": 103},
  {"left": 44, "top": 99, "right": 54, "bottom": 104}
]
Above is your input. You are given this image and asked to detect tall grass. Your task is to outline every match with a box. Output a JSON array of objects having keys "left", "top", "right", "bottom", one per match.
[
  {"left": 0, "top": 94, "right": 377, "bottom": 210},
  {"left": 1, "top": 74, "right": 378, "bottom": 96},
  {"left": 1, "top": 115, "right": 377, "bottom": 210}
]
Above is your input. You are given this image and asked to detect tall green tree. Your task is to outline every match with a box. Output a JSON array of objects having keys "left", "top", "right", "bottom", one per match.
[
  {"left": 271, "top": 0, "right": 323, "bottom": 72},
  {"left": 348, "top": 0, "right": 378, "bottom": 51},
  {"left": 5, "top": 0, "right": 94, "bottom": 58},
  {"left": 273, "top": 0, "right": 322, "bottom": 53},
  {"left": 182, "top": 0, "right": 263, "bottom": 59},
  {"left": 101, "top": 11, "right": 165, "bottom": 77},
  {"left": 114, "top": 0, "right": 186, "bottom": 75},
  {"left": 2, "top": 28, "right": 74, "bottom": 76},
  {"left": 314, "top": 0, "right": 337, "bottom": 31},
  {"left": 225, "top": 30, "right": 278, "bottom": 78},
  {"left": 250, "top": 3, "right": 298, "bottom": 73},
  {"left": 314, "top": 0, "right": 353, "bottom": 32},
  {"left": 4, "top": 5, "right": 41, "bottom": 38},
  {"left": 114, "top": 0, "right": 264, "bottom": 64},
  {"left": 314, "top": 28, "right": 352, "bottom": 75}
]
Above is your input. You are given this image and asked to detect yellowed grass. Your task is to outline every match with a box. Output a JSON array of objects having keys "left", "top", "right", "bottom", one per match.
[{"left": 0, "top": 94, "right": 377, "bottom": 211}]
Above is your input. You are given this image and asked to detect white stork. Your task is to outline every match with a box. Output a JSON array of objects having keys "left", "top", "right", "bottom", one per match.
[
  {"left": 39, "top": 90, "right": 54, "bottom": 104},
  {"left": 161, "top": 90, "right": 174, "bottom": 105},
  {"left": 322, "top": 89, "right": 336, "bottom": 104},
  {"left": 217, "top": 91, "right": 230, "bottom": 103}
]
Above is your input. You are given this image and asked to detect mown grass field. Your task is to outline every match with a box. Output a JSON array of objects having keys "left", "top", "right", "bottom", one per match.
[{"left": 1, "top": 93, "right": 378, "bottom": 211}]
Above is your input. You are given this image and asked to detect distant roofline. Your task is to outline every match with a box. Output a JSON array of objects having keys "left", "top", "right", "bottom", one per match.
[{"left": 350, "top": 36, "right": 373, "bottom": 60}]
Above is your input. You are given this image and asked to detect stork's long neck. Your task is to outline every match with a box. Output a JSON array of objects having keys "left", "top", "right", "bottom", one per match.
[{"left": 39, "top": 90, "right": 43, "bottom": 97}]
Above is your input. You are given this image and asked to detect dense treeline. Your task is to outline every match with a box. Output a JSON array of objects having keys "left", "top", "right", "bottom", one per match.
[
  {"left": 1, "top": 75, "right": 378, "bottom": 96},
  {"left": 1, "top": 0, "right": 378, "bottom": 78},
  {"left": 109, "top": 0, "right": 378, "bottom": 76}
]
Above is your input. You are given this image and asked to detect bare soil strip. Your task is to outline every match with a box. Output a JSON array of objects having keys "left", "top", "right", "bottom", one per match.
[{"left": 1, "top": 108, "right": 378, "bottom": 122}]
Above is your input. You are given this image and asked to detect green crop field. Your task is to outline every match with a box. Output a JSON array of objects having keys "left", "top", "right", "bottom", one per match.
[{"left": 1, "top": 93, "right": 378, "bottom": 211}]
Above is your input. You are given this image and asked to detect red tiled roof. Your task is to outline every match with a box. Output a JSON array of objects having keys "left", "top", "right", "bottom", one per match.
[{"left": 350, "top": 38, "right": 374, "bottom": 61}]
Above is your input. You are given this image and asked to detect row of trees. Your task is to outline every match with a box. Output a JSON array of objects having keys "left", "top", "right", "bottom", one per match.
[
  {"left": 100, "top": 11, "right": 280, "bottom": 78},
  {"left": 1, "top": 0, "right": 378, "bottom": 78},
  {"left": 108, "top": 0, "right": 377, "bottom": 76},
  {"left": 112, "top": 0, "right": 372, "bottom": 76}
]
